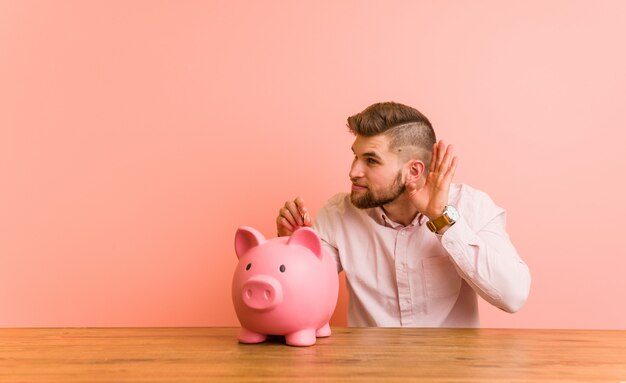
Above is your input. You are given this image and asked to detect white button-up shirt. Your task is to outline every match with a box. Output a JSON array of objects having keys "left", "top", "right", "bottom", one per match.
[{"left": 314, "top": 183, "right": 531, "bottom": 327}]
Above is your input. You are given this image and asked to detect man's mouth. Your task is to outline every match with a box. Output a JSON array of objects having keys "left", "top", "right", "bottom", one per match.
[{"left": 351, "top": 183, "right": 367, "bottom": 191}]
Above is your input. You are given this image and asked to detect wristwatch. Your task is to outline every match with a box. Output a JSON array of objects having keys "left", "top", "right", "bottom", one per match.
[{"left": 426, "top": 205, "right": 460, "bottom": 233}]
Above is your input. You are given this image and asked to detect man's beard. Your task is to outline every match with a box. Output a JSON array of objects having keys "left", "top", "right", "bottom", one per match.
[{"left": 350, "top": 170, "right": 406, "bottom": 209}]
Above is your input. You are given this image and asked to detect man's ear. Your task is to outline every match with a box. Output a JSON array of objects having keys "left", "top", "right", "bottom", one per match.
[{"left": 406, "top": 159, "right": 426, "bottom": 184}]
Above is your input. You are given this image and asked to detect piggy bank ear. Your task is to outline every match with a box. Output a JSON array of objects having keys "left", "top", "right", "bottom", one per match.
[
  {"left": 287, "top": 227, "right": 323, "bottom": 260},
  {"left": 235, "top": 226, "right": 266, "bottom": 259}
]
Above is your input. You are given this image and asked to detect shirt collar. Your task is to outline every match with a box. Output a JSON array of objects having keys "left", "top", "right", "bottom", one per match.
[{"left": 370, "top": 207, "right": 426, "bottom": 229}]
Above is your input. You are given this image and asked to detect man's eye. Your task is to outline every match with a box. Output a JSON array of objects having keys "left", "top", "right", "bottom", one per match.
[{"left": 367, "top": 158, "right": 378, "bottom": 165}]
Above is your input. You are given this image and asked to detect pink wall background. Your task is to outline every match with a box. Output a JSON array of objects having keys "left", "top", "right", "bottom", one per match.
[{"left": 1, "top": 0, "right": 625, "bottom": 329}]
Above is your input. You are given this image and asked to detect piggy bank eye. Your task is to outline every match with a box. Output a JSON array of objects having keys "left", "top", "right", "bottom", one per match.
[
  {"left": 245, "top": 263, "right": 251, "bottom": 271},
  {"left": 279, "top": 265, "right": 285, "bottom": 273}
]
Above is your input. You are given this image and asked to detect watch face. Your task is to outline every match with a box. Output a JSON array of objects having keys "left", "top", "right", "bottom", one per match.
[{"left": 444, "top": 206, "right": 460, "bottom": 221}]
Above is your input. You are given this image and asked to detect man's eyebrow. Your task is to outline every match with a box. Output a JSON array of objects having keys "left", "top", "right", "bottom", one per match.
[
  {"left": 363, "top": 151, "right": 382, "bottom": 159},
  {"left": 351, "top": 146, "right": 383, "bottom": 160}
]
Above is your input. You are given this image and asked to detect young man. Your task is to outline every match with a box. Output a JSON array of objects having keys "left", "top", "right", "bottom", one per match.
[{"left": 276, "top": 102, "right": 531, "bottom": 327}]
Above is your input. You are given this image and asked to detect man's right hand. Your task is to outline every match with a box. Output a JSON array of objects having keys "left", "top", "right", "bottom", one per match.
[{"left": 276, "top": 197, "right": 312, "bottom": 236}]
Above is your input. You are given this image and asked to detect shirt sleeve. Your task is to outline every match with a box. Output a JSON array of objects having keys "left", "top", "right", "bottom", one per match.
[
  {"left": 440, "top": 188, "right": 531, "bottom": 313},
  {"left": 313, "top": 198, "right": 343, "bottom": 273}
]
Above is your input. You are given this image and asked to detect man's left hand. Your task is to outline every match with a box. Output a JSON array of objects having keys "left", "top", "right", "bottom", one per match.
[{"left": 406, "top": 140, "right": 458, "bottom": 220}]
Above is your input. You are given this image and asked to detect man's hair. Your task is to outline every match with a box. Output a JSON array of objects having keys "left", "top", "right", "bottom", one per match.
[{"left": 347, "top": 101, "right": 437, "bottom": 165}]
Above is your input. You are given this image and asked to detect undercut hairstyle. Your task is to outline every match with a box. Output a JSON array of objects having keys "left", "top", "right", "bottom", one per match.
[{"left": 347, "top": 101, "right": 437, "bottom": 166}]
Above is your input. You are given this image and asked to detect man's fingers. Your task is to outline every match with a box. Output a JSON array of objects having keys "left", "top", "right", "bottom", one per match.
[
  {"left": 431, "top": 140, "right": 447, "bottom": 173},
  {"left": 284, "top": 201, "right": 304, "bottom": 226},
  {"left": 429, "top": 142, "right": 438, "bottom": 173},
  {"left": 294, "top": 196, "right": 306, "bottom": 208},
  {"left": 437, "top": 141, "right": 447, "bottom": 169},
  {"left": 279, "top": 205, "right": 299, "bottom": 227},
  {"left": 282, "top": 197, "right": 311, "bottom": 227},
  {"left": 444, "top": 156, "right": 458, "bottom": 182},
  {"left": 439, "top": 144, "right": 454, "bottom": 174},
  {"left": 276, "top": 216, "right": 295, "bottom": 237},
  {"left": 277, "top": 197, "right": 312, "bottom": 237},
  {"left": 294, "top": 197, "right": 311, "bottom": 226}
]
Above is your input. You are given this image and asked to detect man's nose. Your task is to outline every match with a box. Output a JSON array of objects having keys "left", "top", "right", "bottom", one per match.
[{"left": 349, "top": 160, "right": 364, "bottom": 180}]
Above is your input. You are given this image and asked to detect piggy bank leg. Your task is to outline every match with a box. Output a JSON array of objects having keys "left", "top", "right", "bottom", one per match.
[
  {"left": 316, "top": 323, "right": 331, "bottom": 338},
  {"left": 285, "top": 329, "right": 316, "bottom": 347},
  {"left": 238, "top": 327, "right": 267, "bottom": 344}
]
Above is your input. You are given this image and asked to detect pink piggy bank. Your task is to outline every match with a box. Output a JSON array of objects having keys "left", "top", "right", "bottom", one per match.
[{"left": 232, "top": 226, "right": 339, "bottom": 346}]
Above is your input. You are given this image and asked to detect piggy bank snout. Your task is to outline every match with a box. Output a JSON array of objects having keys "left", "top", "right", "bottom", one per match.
[{"left": 241, "top": 275, "right": 283, "bottom": 311}]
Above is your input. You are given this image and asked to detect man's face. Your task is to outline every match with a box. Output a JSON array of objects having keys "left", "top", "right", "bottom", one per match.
[{"left": 349, "top": 134, "right": 406, "bottom": 209}]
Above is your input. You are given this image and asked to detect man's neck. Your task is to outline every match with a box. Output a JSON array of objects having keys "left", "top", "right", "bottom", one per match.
[{"left": 381, "top": 194, "right": 420, "bottom": 226}]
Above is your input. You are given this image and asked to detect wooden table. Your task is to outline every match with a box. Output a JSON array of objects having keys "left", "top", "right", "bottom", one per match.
[{"left": 1, "top": 327, "right": 625, "bottom": 382}]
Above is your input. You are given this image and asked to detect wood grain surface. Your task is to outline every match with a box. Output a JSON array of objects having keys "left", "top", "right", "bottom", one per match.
[{"left": 1, "top": 327, "right": 625, "bottom": 382}]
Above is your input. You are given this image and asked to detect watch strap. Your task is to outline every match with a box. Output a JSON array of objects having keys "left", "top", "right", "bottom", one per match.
[{"left": 426, "top": 214, "right": 453, "bottom": 233}]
